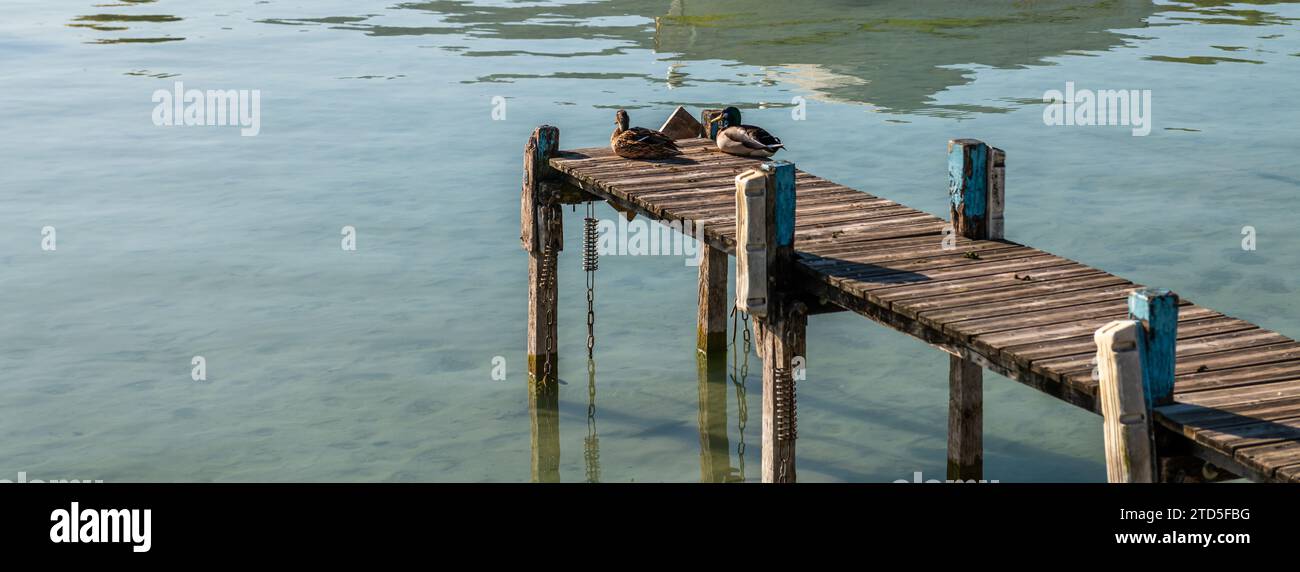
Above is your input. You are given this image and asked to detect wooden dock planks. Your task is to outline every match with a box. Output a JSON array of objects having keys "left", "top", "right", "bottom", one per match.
[{"left": 549, "top": 138, "right": 1300, "bottom": 482}]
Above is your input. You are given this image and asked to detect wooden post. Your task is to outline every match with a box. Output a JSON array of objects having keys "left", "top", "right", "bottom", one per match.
[
  {"left": 1097, "top": 289, "right": 1179, "bottom": 483},
  {"left": 523, "top": 125, "right": 561, "bottom": 482},
  {"left": 988, "top": 147, "right": 1006, "bottom": 240},
  {"left": 947, "top": 355, "right": 982, "bottom": 481},
  {"left": 1127, "top": 288, "right": 1179, "bottom": 407},
  {"left": 761, "top": 301, "right": 806, "bottom": 483},
  {"left": 944, "top": 138, "right": 1003, "bottom": 481},
  {"left": 697, "top": 354, "right": 732, "bottom": 483},
  {"left": 743, "top": 159, "right": 799, "bottom": 483},
  {"left": 697, "top": 246, "right": 729, "bottom": 356},
  {"left": 1096, "top": 320, "right": 1156, "bottom": 482}
]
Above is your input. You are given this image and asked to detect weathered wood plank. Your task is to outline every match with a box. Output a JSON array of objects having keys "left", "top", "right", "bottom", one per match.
[
  {"left": 1176, "top": 358, "right": 1300, "bottom": 393},
  {"left": 1006, "top": 316, "right": 1255, "bottom": 363}
]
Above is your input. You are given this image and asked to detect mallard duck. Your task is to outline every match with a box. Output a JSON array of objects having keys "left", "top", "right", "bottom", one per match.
[
  {"left": 708, "top": 106, "right": 784, "bottom": 158},
  {"left": 611, "top": 109, "right": 681, "bottom": 159}
]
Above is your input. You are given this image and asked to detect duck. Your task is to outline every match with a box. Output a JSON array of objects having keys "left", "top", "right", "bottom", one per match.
[
  {"left": 610, "top": 109, "right": 681, "bottom": 159},
  {"left": 708, "top": 106, "right": 784, "bottom": 158}
]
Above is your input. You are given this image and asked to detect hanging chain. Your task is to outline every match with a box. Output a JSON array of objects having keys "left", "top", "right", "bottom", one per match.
[
  {"left": 539, "top": 240, "right": 557, "bottom": 385},
  {"left": 581, "top": 201, "right": 601, "bottom": 483},
  {"left": 741, "top": 311, "right": 752, "bottom": 356},
  {"left": 729, "top": 302, "right": 751, "bottom": 482},
  {"left": 582, "top": 201, "right": 598, "bottom": 359}
]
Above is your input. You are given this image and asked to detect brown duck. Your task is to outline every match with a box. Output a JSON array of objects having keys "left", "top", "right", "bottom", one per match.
[{"left": 610, "top": 109, "right": 681, "bottom": 159}]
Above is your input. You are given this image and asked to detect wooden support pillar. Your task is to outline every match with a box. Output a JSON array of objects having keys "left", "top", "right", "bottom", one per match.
[
  {"left": 1096, "top": 288, "right": 1179, "bottom": 483},
  {"left": 697, "top": 354, "right": 732, "bottom": 483},
  {"left": 944, "top": 139, "right": 1003, "bottom": 481},
  {"left": 697, "top": 246, "right": 729, "bottom": 356},
  {"left": 761, "top": 301, "right": 806, "bottom": 483},
  {"left": 522, "top": 125, "right": 562, "bottom": 482},
  {"left": 736, "top": 160, "right": 799, "bottom": 483},
  {"left": 947, "top": 355, "right": 983, "bottom": 480}
]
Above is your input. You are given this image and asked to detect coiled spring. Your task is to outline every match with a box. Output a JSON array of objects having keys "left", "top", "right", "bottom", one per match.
[
  {"left": 774, "top": 367, "right": 797, "bottom": 442},
  {"left": 582, "top": 214, "right": 599, "bottom": 272}
]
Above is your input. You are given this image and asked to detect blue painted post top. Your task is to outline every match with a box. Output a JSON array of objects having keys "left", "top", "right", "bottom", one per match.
[
  {"left": 533, "top": 125, "right": 559, "bottom": 174},
  {"left": 948, "top": 139, "right": 988, "bottom": 220},
  {"left": 762, "top": 160, "right": 796, "bottom": 248},
  {"left": 1127, "top": 288, "right": 1180, "bottom": 409}
]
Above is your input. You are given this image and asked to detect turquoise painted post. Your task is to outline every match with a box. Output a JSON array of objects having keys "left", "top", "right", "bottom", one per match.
[
  {"left": 947, "top": 139, "right": 990, "bottom": 239},
  {"left": 762, "top": 160, "right": 796, "bottom": 247},
  {"left": 701, "top": 109, "right": 725, "bottom": 139},
  {"left": 1127, "top": 288, "right": 1180, "bottom": 409}
]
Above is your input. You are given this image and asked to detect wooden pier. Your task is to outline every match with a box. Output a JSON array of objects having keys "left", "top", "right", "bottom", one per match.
[{"left": 520, "top": 115, "right": 1300, "bottom": 484}]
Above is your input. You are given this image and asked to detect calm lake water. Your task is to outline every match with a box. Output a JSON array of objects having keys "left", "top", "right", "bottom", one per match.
[{"left": 2, "top": 0, "right": 1298, "bottom": 482}]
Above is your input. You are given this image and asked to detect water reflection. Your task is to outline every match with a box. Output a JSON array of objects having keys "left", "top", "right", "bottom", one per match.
[
  {"left": 584, "top": 359, "right": 601, "bottom": 483},
  {"left": 696, "top": 354, "right": 731, "bottom": 483},
  {"left": 528, "top": 377, "right": 561, "bottom": 483},
  {"left": 72, "top": 0, "right": 1300, "bottom": 113},
  {"left": 69, "top": 2, "right": 182, "bottom": 44}
]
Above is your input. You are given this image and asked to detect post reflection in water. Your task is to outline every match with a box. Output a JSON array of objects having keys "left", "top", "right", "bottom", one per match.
[
  {"left": 528, "top": 375, "right": 561, "bottom": 484},
  {"left": 700, "top": 306, "right": 756, "bottom": 483},
  {"left": 696, "top": 353, "right": 731, "bottom": 483}
]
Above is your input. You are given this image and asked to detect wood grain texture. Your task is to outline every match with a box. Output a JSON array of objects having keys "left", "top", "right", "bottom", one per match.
[{"left": 521, "top": 125, "right": 559, "bottom": 253}]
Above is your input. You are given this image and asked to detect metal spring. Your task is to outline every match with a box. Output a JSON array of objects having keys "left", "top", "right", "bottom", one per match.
[
  {"left": 582, "top": 215, "right": 599, "bottom": 272},
  {"left": 774, "top": 367, "right": 797, "bottom": 442},
  {"left": 539, "top": 244, "right": 556, "bottom": 289}
]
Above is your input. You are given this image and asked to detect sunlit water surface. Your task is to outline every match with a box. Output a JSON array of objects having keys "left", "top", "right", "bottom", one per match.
[{"left": 2, "top": 0, "right": 1298, "bottom": 482}]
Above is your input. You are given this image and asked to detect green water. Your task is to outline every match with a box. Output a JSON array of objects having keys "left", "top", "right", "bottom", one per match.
[{"left": 2, "top": 0, "right": 1298, "bottom": 482}]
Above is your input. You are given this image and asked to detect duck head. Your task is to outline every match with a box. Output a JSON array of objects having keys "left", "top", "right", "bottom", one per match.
[
  {"left": 614, "top": 109, "right": 630, "bottom": 134},
  {"left": 709, "top": 106, "right": 743, "bottom": 129}
]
